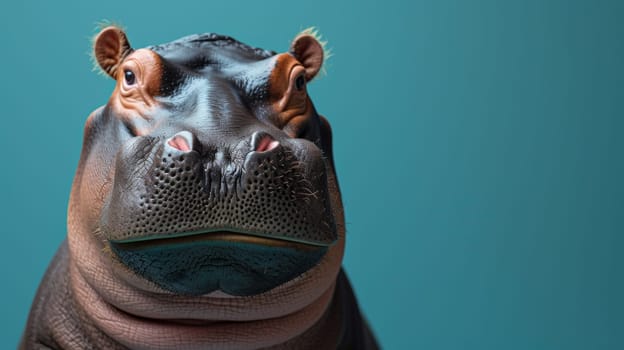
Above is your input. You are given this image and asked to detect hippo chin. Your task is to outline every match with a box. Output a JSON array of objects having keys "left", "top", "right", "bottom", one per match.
[{"left": 20, "top": 26, "right": 378, "bottom": 349}]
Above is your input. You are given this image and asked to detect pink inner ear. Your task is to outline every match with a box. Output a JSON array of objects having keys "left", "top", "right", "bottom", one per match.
[{"left": 168, "top": 135, "right": 191, "bottom": 152}]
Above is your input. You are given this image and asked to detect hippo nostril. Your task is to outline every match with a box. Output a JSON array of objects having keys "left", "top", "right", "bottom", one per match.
[
  {"left": 256, "top": 137, "right": 279, "bottom": 153},
  {"left": 166, "top": 131, "right": 194, "bottom": 153},
  {"left": 168, "top": 136, "right": 190, "bottom": 152},
  {"left": 251, "top": 132, "right": 279, "bottom": 153}
]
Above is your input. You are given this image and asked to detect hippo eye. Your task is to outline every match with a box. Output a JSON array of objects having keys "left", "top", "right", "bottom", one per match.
[
  {"left": 124, "top": 69, "right": 136, "bottom": 85},
  {"left": 295, "top": 74, "right": 306, "bottom": 91}
]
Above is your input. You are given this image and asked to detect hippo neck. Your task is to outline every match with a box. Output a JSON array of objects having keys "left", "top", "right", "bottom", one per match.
[{"left": 69, "top": 261, "right": 337, "bottom": 349}]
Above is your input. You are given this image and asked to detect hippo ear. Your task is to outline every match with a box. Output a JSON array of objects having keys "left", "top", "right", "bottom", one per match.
[
  {"left": 290, "top": 29, "right": 325, "bottom": 82},
  {"left": 93, "top": 26, "right": 133, "bottom": 79}
]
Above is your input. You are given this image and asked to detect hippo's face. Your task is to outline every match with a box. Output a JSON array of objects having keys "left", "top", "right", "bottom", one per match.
[{"left": 73, "top": 26, "right": 343, "bottom": 297}]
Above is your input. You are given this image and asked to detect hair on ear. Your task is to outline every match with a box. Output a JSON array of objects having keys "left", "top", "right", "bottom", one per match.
[
  {"left": 90, "top": 21, "right": 124, "bottom": 77},
  {"left": 296, "top": 27, "right": 332, "bottom": 58},
  {"left": 290, "top": 27, "right": 331, "bottom": 82},
  {"left": 91, "top": 22, "right": 133, "bottom": 79}
]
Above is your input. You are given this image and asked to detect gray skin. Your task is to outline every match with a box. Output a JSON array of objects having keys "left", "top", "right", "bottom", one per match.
[{"left": 20, "top": 27, "right": 378, "bottom": 349}]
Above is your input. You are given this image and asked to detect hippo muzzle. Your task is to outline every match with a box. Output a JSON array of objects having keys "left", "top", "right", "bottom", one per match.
[{"left": 103, "top": 124, "right": 335, "bottom": 295}]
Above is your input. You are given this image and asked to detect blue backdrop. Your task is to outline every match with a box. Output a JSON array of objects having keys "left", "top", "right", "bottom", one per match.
[{"left": 1, "top": 0, "right": 622, "bottom": 348}]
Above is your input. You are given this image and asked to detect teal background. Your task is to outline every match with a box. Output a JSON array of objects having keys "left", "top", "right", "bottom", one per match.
[{"left": 1, "top": 0, "right": 622, "bottom": 348}]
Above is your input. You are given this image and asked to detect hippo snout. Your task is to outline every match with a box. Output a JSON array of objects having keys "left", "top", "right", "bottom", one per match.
[
  {"left": 159, "top": 129, "right": 288, "bottom": 201},
  {"left": 101, "top": 129, "right": 335, "bottom": 242},
  {"left": 98, "top": 128, "right": 336, "bottom": 295}
]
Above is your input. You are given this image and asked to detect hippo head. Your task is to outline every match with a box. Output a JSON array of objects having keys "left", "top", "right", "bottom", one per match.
[{"left": 69, "top": 26, "right": 344, "bottom": 297}]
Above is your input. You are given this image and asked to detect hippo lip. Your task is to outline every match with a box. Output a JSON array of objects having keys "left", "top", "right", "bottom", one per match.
[
  {"left": 110, "top": 227, "right": 333, "bottom": 247},
  {"left": 110, "top": 230, "right": 325, "bottom": 250},
  {"left": 109, "top": 229, "right": 328, "bottom": 296}
]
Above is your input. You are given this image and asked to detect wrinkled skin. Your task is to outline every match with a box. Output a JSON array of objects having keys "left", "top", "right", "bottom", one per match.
[{"left": 20, "top": 27, "right": 378, "bottom": 349}]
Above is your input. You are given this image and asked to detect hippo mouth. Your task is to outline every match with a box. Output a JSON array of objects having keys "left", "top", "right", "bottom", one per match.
[
  {"left": 110, "top": 230, "right": 326, "bottom": 296},
  {"left": 102, "top": 131, "right": 336, "bottom": 296}
]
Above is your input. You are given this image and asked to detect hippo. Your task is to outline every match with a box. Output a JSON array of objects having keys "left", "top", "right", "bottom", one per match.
[{"left": 20, "top": 26, "right": 378, "bottom": 349}]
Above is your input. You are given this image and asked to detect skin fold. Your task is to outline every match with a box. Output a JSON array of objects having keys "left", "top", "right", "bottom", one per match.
[{"left": 20, "top": 26, "right": 378, "bottom": 349}]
